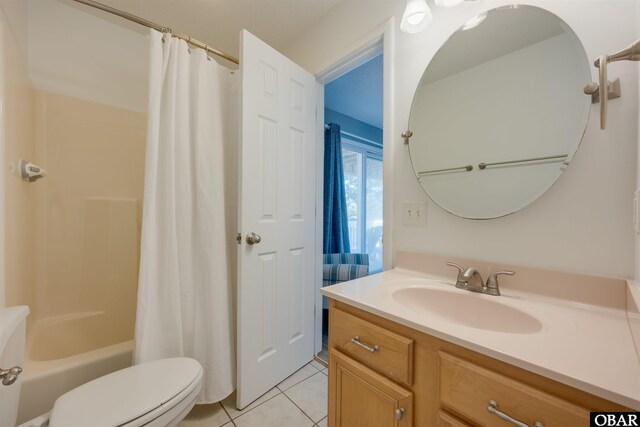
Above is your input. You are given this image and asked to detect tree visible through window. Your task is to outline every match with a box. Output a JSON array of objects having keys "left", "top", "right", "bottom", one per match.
[{"left": 342, "top": 138, "right": 383, "bottom": 273}]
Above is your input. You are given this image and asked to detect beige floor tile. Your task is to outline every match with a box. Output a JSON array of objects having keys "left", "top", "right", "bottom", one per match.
[
  {"left": 316, "top": 417, "right": 328, "bottom": 427},
  {"left": 310, "top": 360, "right": 326, "bottom": 371},
  {"left": 220, "top": 387, "right": 280, "bottom": 419},
  {"left": 234, "top": 393, "right": 314, "bottom": 427},
  {"left": 180, "top": 402, "right": 230, "bottom": 427},
  {"left": 283, "top": 372, "right": 328, "bottom": 422},
  {"left": 277, "top": 363, "right": 319, "bottom": 391},
  {"left": 321, "top": 368, "right": 328, "bottom": 376}
]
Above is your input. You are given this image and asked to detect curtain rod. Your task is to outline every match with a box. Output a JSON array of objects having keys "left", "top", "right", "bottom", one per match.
[{"left": 70, "top": 0, "right": 240, "bottom": 65}]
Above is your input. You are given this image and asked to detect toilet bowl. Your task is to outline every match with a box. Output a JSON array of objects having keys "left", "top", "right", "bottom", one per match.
[{"left": 1, "top": 306, "right": 203, "bottom": 427}]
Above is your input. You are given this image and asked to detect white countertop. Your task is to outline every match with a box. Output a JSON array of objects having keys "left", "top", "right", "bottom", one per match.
[{"left": 321, "top": 268, "right": 640, "bottom": 409}]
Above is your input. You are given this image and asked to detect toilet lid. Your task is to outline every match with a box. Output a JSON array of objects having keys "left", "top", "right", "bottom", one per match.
[{"left": 49, "top": 357, "right": 202, "bottom": 427}]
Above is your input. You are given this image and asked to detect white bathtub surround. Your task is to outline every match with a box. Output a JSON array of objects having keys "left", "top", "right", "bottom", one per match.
[
  {"left": 17, "top": 340, "right": 133, "bottom": 424},
  {"left": 134, "top": 29, "right": 236, "bottom": 403},
  {"left": 16, "top": 310, "right": 135, "bottom": 423},
  {"left": 321, "top": 251, "right": 640, "bottom": 410}
]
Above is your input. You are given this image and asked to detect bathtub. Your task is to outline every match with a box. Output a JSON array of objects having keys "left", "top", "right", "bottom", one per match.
[{"left": 16, "top": 311, "right": 134, "bottom": 424}]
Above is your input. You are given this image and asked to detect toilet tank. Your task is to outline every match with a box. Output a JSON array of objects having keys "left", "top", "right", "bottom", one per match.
[{"left": 0, "top": 306, "right": 29, "bottom": 427}]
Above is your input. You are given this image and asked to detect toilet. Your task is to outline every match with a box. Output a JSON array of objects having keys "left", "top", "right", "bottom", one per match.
[{"left": 1, "top": 306, "right": 203, "bottom": 427}]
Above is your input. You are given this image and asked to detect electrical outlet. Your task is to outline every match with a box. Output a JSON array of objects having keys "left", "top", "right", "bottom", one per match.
[{"left": 402, "top": 201, "right": 427, "bottom": 227}]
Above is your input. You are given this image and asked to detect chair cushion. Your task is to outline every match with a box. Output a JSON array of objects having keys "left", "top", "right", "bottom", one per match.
[
  {"left": 322, "top": 263, "right": 369, "bottom": 287},
  {"left": 323, "top": 253, "right": 369, "bottom": 266}
]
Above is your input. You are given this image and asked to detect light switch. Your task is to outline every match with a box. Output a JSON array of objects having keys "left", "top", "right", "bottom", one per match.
[{"left": 402, "top": 201, "right": 427, "bottom": 227}]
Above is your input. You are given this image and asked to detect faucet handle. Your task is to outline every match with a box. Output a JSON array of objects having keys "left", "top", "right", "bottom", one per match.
[
  {"left": 446, "top": 262, "right": 466, "bottom": 289},
  {"left": 446, "top": 262, "right": 464, "bottom": 275},
  {"left": 486, "top": 270, "right": 515, "bottom": 296}
]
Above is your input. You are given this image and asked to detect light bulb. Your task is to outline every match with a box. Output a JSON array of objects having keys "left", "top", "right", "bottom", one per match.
[
  {"left": 434, "top": 0, "right": 464, "bottom": 7},
  {"left": 406, "top": 12, "right": 426, "bottom": 25},
  {"left": 400, "top": 0, "right": 433, "bottom": 34}
]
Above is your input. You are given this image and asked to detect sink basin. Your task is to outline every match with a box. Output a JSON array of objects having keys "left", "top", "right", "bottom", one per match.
[{"left": 392, "top": 287, "right": 543, "bottom": 334}]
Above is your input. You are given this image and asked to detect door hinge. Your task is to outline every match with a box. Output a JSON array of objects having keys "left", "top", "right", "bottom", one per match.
[{"left": 236, "top": 233, "right": 242, "bottom": 244}]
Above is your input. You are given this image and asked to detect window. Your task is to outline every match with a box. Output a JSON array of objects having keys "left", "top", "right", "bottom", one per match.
[{"left": 342, "top": 137, "right": 383, "bottom": 273}]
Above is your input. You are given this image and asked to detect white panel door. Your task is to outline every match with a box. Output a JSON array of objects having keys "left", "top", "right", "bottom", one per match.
[{"left": 237, "top": 29, "right": 316, "bottom": 409}]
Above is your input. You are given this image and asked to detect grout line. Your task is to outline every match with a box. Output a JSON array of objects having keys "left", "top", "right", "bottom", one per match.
[
  {"left": 277, "top": 365, "right": 318, "bottom": 392},
  {"left": 228, "top": 364, "right": 323, "bottom": 424},
  {"left": 282, "top": 389, "right": 317, "bottom": 425},
  {"left": 313, "top": 355, "right": 328, "bottom": 368},
  {"left": 226, "top": 389, "right": 282, "bottom": 420},
  {"left": 219, "top": 401, "right": 234, "bottom": 423}
]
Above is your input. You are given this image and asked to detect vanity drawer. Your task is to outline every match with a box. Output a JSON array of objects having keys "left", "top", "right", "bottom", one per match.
[
  {"left": 439, "top": 352, "right": 590, "bottom": 426},
  {"left": 331, "top": 308, "right": 414, "bottom": 386},
  {"left": 438, "top": 410, "right": 472, "bottom": 427}
]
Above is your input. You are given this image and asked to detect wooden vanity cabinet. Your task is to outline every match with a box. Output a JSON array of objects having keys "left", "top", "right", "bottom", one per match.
[
  {"left": 438, "top": 410, "right": 472, "bottom": 427},
  {"left": 329, "top": 349, "right": 413, "bottom": 427},
  {"left": 327, "top": 299, "right": 631, "bottom": 427}
]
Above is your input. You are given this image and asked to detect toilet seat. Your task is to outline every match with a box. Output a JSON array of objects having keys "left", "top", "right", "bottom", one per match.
[{"left": 48, "top": 358, "right": 203, "bottom": 427}]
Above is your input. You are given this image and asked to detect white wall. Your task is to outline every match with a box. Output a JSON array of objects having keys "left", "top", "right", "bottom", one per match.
[
  {"left": 636, "top": 0, "right": 640, "bottom": 282},
  {"left": 285, "top": 0, "right": 639, "bottom": 278},
  {"left": 0, "top": 9, "right": 6, "bottom": 308},
  {"left": 27, "top": 0, "right": 148, "bottom": 112}
]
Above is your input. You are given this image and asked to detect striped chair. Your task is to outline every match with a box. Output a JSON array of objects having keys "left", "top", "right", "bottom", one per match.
[
  {"left": 322, "top": 253, "right": 369, "bottom": 308},
  {"left": 322, "top": 253, "right": 370, "bottom": 267},
  {"left": 322, "top": 253, "right": 369, "bottom": 285}
]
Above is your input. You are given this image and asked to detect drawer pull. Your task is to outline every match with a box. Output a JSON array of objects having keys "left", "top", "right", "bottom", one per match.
[
  {"left": 487, "top": 400, "right": 544, "bottom": 427},
  {"left": 395, "top": 408, "right": 405, "bottom": 421},
  {"left": 351, "top": 336, "right": 380, "bottom": 353}
]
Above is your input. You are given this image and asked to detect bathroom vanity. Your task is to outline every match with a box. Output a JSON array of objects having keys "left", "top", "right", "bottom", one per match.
[{"left": 321, "top": 252, "right": 640, "bottom": 426}]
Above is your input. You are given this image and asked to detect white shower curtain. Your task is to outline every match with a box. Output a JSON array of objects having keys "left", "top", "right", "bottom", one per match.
[{"left": 134, "top": 29, "right": 236, "bottom": 403}]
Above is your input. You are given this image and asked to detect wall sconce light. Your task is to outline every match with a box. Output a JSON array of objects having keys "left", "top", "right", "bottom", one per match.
[
  {"left": 400, "top": 0, "right": 432, "bottom": 34},
  {"left": 460, "top": 12, "right": 487, "bottom": 30},
  {"left": 434, "top": 0, "right": 465, "bottom": 7}
]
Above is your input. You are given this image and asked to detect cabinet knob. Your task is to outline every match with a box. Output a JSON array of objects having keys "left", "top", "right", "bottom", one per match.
[{"left": 395, "top": 408, "right": 405, "bottom": 421}]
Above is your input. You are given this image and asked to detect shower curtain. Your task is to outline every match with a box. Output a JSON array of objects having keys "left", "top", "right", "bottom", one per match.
[{"left": 134, "top": 29, "right": 236, "bottom": 404}]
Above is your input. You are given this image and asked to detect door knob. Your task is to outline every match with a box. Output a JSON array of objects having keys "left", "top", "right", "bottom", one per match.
[{"left": 246, "top": 232, "right": 262, "bottom": 245}]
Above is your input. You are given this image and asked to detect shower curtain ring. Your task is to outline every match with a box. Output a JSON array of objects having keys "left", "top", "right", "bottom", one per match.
[
  {"left": 161, "top": 27, "right": 171, "bottom": 43},
  {"left": 187, "top": 36, "right": 192, "bottom": 54},
  {"left": 205, "top": 45, "right": 211, "bottom": 61}
]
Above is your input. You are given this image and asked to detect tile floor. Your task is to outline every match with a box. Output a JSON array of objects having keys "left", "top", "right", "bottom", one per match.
[{"left": 180, "top": 360, "right": 329, "bottom": 427}]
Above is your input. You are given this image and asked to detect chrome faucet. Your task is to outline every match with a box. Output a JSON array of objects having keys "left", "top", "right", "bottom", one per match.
[
  {"left": 461, "top": 267, "right": 484, "bottom": 292},
  {"left": 446, "top": 262, "right": 515, "bottom": 296},
  {"left": 485, "top": 270, "right": 515, "bottom": 296},
  {"left": 446, "top": 262, "right": 467, "bottom": 289}
]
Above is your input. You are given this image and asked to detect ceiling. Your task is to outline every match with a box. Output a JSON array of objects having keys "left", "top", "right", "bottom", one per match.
[
  {"left": 0, "top": 0, "right": 347, "bottom": 112},
  {"left": 325, "top": 54, "right": 383, "bottom": 129},
  {"left": 73, "top": 0, "right": 344, "bottom": 62}
]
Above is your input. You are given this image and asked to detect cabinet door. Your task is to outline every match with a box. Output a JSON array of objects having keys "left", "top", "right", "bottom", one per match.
[{"left": 329, "top": 349, "right": 413, "bottom": 427}]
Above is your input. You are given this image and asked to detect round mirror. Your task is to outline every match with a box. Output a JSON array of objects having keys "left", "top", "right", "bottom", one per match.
[{"left": 408, "top": 5, "right": 591, "bottom": 219}]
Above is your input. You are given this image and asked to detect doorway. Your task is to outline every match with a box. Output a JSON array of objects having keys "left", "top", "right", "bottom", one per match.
[{"left": 317, "top": 51, "right": 384, "bottom": 361}]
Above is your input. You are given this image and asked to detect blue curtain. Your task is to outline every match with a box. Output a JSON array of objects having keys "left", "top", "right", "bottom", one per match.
[{"left": 323, "top": 123, "right": 351, "bottom": 254}]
